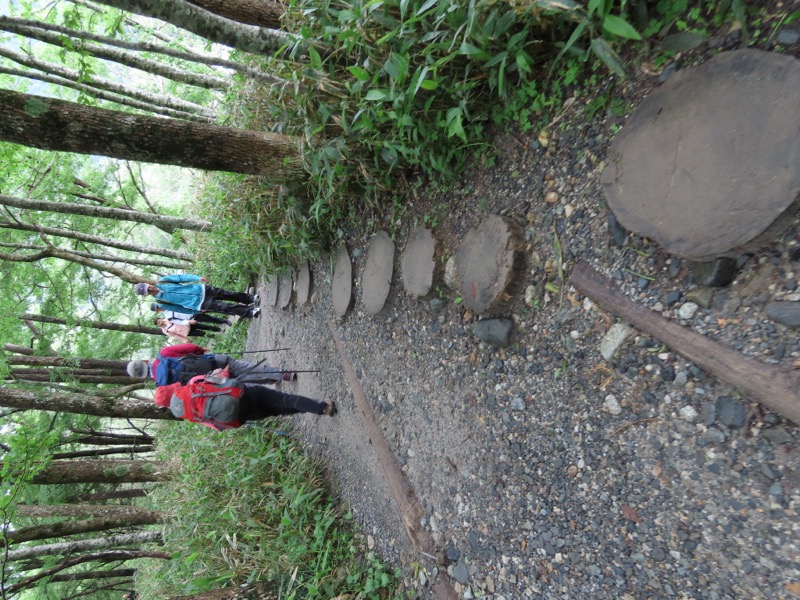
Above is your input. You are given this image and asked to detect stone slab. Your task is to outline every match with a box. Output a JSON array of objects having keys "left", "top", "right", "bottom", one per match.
[
  {"left": 265, "top": 277, "right": 279, "bottom": 307},
  {"left": 295, "top": 260, "right": 311, "bottom": 305},
  {"left": 278, "top": 271, "right": 293, "bottom": 309},
  {"left": 332, "top": 246, "right": 352, "bottom": 317},
  {"left": 454, "top": 215, "right": 522, "bottom": 315},
  {"left": 602, "top": 49, "right": 800, "bottom": 260},
  {"left": 401, "top": 226, "right": 435, "bottom": 298},
  {"left": 362, "top": 230, "right": 395, "bottom": 315}
]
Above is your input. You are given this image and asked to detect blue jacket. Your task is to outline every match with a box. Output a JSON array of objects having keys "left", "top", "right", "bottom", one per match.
[{"left": 153, "top": 274, "right": 206, "bottom": 312}]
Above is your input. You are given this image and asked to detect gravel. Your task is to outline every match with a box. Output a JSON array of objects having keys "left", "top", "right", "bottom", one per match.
[{"left": 246, "top": 45, "right": 800, "bottom": 600}]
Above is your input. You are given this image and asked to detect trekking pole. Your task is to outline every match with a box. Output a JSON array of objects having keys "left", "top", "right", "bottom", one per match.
[
  {"left": 234, "top": 348, "right": 290, "bottom": 355},
  {"left": 278, "top": 369, "right": 320, "bottom": 374}
]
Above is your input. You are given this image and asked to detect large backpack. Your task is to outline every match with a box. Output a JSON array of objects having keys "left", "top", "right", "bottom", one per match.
[
  {"left": 168, "top": 374, "right": 245, "bottom": 430},
  {"left": 154, "top": 353, "right": 217, "bottom": 386}
]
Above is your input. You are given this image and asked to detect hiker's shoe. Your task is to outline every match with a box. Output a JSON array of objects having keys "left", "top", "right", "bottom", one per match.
[
  {"left": 247, "top": 286, "right": 256, "bottom": 295},
  {"left": 322, "top": 399, "right": 336, "bottom": 416},
  {"left": 282, "top": 371, "right": 297, "bottom": 382},
  {"left": 250, "top": 307, "right": 261, "bottom": 318},
  {"left": 251, "top": 294, "right": 260, "bottom": 305}
]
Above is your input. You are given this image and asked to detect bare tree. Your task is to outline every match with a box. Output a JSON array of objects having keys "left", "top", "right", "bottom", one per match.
[
  {"left": 20, "top": 315, "right": 161, "bottom": 336},
  {"left": 0, "top": 387, "right": 172, "bottom": 420},
  {"left": 2, "top": 531, "right": 162, "bottom": 562},
  {"left": 188, "top": 0, "right": 285, "bottom": 29}
]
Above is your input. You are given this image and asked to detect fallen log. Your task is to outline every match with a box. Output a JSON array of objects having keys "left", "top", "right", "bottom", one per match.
[{"left": 570, "top": 261, "right": 800, "bottom": 425}]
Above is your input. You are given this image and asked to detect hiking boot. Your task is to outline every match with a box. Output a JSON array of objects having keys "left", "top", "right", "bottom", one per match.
[
  {"left": 247, "top": 286, "right": 256, "bottom": 295},
  {"left": 251, "top": 294, "right": 260, "bottom": 305},
  {"left": 250, "top": 307, "right": 261, "bottom": 318},
  {"left": 282, "top": 371, "right": 297, "bottom": 382},
  {"left": 322, "top": 399, "right": 337, "bottom": 416}
]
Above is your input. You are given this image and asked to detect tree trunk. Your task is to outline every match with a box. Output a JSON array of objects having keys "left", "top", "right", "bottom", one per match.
[
  {"left": 5, "top": 550, "right": 170, "bottom": 595},
  {"left": 188, "top": 0, "right": 284, "bottom": 28},
  {"left": 65, "top": 489, "right": 148, "bottom": 503},
  {"left": 50, "top": 568, "right": 135, "bottom": 582},
  {"left": 8, "top": 356, "right": 130, "bottom": 370},
  {"left": 2, "top": 511, "right": 164, "bottom": 546},
  {"left": 3, "top": 531, "right": 162, "bottom": 562},
  {"left": 1, "top": 244, "right": 160, "bottom": 281},
  {"left": 0, "top": 46, "right": 216, "bottom": 118},
  {"left": 170, "top": 582, "right": 279, "bottom": 599},
  {"left": 0, "top": 18, "right": 229, "bottom": 90},
  {"left": 0, "top": 241, "right": 188, "bottom": 270},
  {"left": 0, "top": 192, "right": 210, "bottom": 233},
  {"left": 17, "top": 460, "right": 170, "bottom": 485},
  {"left": 0, "top": 387, "right": 174, "bottom": 420},
  {"left": 21, "top": 314, "right": 162, "bottom": 336},
  {"left": 0, "top": 219, "right": 194, "bottom": 261},
  {"left": 91, "top": 0, "right": 298, "bottom": 57},
  {"left": 16, "top": 504, "right": 160, "bottom": 518},
  {"left": 0, "top": 15, "right": 282, "bottom": 84},
  {"left": 71, "top": 430, "right": 155, "bottom": 444},
  {"left": 10, "top": 372, "right": 142, "bottom": 384},
  {"left": 52, "top": 446, "right": 154, "bottom": 459},
  {"left": 0, "top": 89, "right": 304, "bottom": 180}
]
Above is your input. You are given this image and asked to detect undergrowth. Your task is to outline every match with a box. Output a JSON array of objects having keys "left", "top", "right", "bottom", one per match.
[{"left": 137, "top": 423, "right": 398, "bottom": 599}]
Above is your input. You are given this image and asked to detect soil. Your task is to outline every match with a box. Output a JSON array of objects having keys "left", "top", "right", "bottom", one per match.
[{"left": 247, "top": 30, "right": 800, "bottom": 600}]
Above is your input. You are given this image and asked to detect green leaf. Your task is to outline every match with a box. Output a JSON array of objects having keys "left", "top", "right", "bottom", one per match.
[
  {"left": 365, "top": 89, "right": 392, "bottom": 101},
  {"left": 347, "top": 66, "right": 371, "bottom": 81},
  {"left": 602, "top": 15, "right": 642, "bottom": 40},
  {"left": 536, "top": 0, "right": 580, "bottom": 11},
  {"left": 419, "top": 79, "right": 439, "bottom": 90},
  {"left": 587, "top": 0, "right": 603, "bottom": 17},
  {"left": 308, "top": 45, "right": 323, "bottom": 69},
  {"left": 459, "top": 41, "right": 491, "bottom": 60},
  {"left": 590, "top": 37, "right": 626, "bottom": 77},
  {"left": 660, "top": 32, "right": 706, "bottom": 52},
  {"left": 416, "top": 0, "right": 438, "bottom": 17},
  {"left": 446, "top": 107, "right": 466, "bottom": 141}
]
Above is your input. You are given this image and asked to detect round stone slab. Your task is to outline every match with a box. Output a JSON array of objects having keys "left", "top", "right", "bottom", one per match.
[
  {"left": 278, "top": 271, "right": 293, "bottom": 309},
  {"left": 295, "top": 261, "right": 311, "bottom": 305},
  {"left": 332, "top": 246, "right": 352, "bottom": 317},
  {"left": 362, "top": 230, "right": 395, "bottom": 315},
  {"left": 265, "top": 277, "right": 279, "bottom": 307},
  {"left": 401, "top": 226, "right": 435, "bottom": 298},
  {"left": 602, "top": 49, "right": 800, "bottom": 260},
  {"left": 454, "top": 215, "right": 523, "bottom": 315}
]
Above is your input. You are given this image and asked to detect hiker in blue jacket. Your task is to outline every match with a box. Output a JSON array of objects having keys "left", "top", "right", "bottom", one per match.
[{"left": 134, "top": 274, "right": 260, "bottom": 318}]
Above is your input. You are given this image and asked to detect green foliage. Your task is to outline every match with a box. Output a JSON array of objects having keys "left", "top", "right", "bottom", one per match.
[{"left": 138, "top": 423, "right": 397, "bottom": 599}]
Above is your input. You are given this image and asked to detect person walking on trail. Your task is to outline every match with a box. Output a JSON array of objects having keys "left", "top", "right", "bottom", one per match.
[
  {"left": 155, "top": 317, "right": 219, "bottom": 343},
  {"left": 126, "top": 342, "right": 297, "bottom": 386},
  {"left": 151, "top": 304, "right": 231, "bottom": 327},
  {"left": 134, "top": 274, "right": 260, "bottom": 318},
  {"left": 154, "top": 369, "right": 336, "bottom": 430}
]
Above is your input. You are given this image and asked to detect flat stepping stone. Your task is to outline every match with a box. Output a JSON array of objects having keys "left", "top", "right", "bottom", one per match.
[
  {"left": 362, "top": 230, "right": 395, "bottom": 315},
  {"left": 278, "top": 271, "right": 293, "bottom": 309},
  {"left": 454, "top": 215, "right": 523, "bottom": 315},
  {"left": 401, "top": 226, "right": 435, "bottom": 298},
  {"left": 332, "top": 246, "right": 352, "bottom": 317},
  {"left": 602, "top": 49, "right": 800, "bottom": 261},
  {"left": 295, "top": 261, "right": 311, "bottom": 305},
  {"left": 265, "top": 277, "right": 279, "bottom": 307}
]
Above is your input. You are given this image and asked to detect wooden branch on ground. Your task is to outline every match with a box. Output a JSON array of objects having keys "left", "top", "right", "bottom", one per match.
[{"left": 570, "top": 261, "right": 800, "bottom": 425}]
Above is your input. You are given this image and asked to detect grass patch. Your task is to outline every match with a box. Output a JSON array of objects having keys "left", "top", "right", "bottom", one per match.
[{"left": 137, "top": 422, "right": 398, "bottom": 599}]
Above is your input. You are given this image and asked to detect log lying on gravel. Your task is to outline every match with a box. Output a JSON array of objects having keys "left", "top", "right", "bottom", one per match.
[{"left": 570, "top": 261, "right": 800, "bottom": 425}]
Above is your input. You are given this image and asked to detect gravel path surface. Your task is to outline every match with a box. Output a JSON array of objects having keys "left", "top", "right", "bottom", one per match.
[{"left": 247, "top": 51, "right": 800, "bottom": 599}]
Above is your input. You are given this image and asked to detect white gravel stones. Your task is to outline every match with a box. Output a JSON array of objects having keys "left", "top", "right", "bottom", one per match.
[
  {"left": 604, "top": 394, "right": 622, "bottom": 415},
  {"left": 444, "top": 255, "right": 458, "bottom": 289},
  {"left": 677, "top": 302, "right": 699, "bottom": 319},
  {"left": 599, "top": 323, "right": 634, "bottom": 361},
  {"left": 679, "top": 405, "right": 699, "bottom": 420}
]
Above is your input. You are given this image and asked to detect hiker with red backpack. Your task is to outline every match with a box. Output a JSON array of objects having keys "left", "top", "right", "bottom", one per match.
[
  {"left": 126, "top": 343, "right": 296, "bottom": 386},
  {"left": 154, "top": 368, "right": 336, "bottom": 430}
]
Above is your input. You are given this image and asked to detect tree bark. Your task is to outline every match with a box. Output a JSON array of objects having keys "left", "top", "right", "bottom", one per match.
[
  {"left": 21, "top": 314, "right": 162, "bottom": 336},
  {"left": 188, "top": 0, "right": 285, "bottom": 28},
  {"left": 49, "top": 567, "right": 135, "bottom": 583},
  {"left": 0, "top": 45, "right": 215, "bottom": 117},
  {"left": 0, "top": 192, "right": 210, "bottom": 233},
  {"left": 5, "top": 550, "right": 170, "bottom": 595},
  {"left": 16, "top": 504, "right": 159, "bottom": 518},
  {"left": 0, "top": 18, "right": 229, "bottom": 90},
  {"left": 71, "top": 430, "right": 155, "bottom": 444},
  {"left": 52, "top": 446, "right": 154, "bottom": 459},
  {"left": 3, "top": 531, "right": 162, "bottom": 562},
  {"left": 65, "top": 488, "right": 148, "bottom": 503},
  {"left": 91, "top": 0, "right": 299, "bottom": 57},
  {"left": 2, "top": 511, "right": 164, "bottom": 546},
  {"left": 0, "top": 219, "right": 194, "bottom": 261},
  {"left": 18, "top": 460, "right": 170, "bottom": 485},
  {"left": 7, "top": 356, "right": 129, "bottom": 370},
  {"left": 0, "top": 15, "right": 282, "bottom": 84},
  {"left": 0, "top": 387, "right": 174, "bottom": 420},
  {"left": 0, "top": 89, "right": 304, "bottom": 180},
  {"left": 170, "top": 582, "right": 279, "bottom": 599},
  {"left": 0, "top": 241, "right": 188, "bottom": 270},
  {"left": 10, "top": 372, "right": 142, "bottom": 384}
]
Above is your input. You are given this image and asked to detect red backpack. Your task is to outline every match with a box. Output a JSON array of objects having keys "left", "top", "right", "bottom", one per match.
[{"left": 167, "top": 373, "right": 246, "bottom": 430}]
